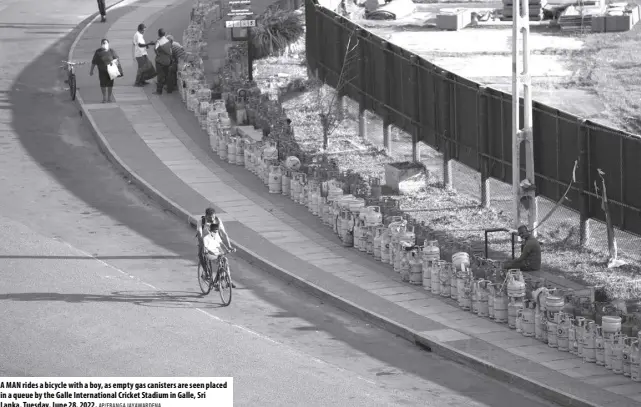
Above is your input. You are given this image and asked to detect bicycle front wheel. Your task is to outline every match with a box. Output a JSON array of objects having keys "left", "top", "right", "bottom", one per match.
[
  {"left": 218, "top": 263, "right": 232, "bottom": 306},
  {"left": 197, "top": 257, "right": 212, "bottom": 295},
  {"left": 69, "top": 73, "right": 77, "bottom": 101}
]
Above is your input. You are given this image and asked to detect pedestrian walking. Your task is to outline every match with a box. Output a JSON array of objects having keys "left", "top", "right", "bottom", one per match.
[
  {"left": 133, "top": 24, "right": 156, "bottom": 87},
  {"left": 97, "top": 0, "right": 107, "bottom": 22},
  {"left": 89, "top": 39, "right": 122, "bottom": 103},
  {"left": 166, "top": 35, "right": 185, "bottom": 93},
  {"left": 153, "top": 28, "right": 173, "bottom": 94}
]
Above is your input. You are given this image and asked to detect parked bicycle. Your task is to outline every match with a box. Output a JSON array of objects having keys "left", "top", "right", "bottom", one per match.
[
  {"left": 60, "top": 60, "right": 86, "bottom": 101},
  {"left": 197, "top": 243, "right": 235, "bottom": 306}
]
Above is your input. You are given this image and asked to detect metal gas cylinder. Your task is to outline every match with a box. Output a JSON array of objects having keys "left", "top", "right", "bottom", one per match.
[
  {"left": 605, "top": 337, "right": 614, "bottom": 370},
  {"left": 569, "top": 319, "right": 578, "bottom": 355},
  {"left": 508, "top": 299, "right": 524, "bottom": 330},
  {"left": 623, "top": 336, "right": 633, "bottom": 377},
  {"left": 576, "top": 317, "right": 587, "bottom": 357},
  {"left": 471, "top": 280, "right": 480, "bottom": 315},
  {"left": 596, "top": 326, "right": 606, "bottom": 366},
  {"left": 488, "top": 284, "right": 496, "bottom": 319},
  {"left": 268, "top": 166, "right": 282, "bottom": 194},
  {"left": 282, "top": 168, "right": 291, "bottom": 196},
  {"left": 506, "top": 269, "right": 526, "bottom": 298},
  {"left": 535, "top": 311, "right": 548, "bottom": 344},
  {"left": 431, "top": 260, "right": 441, "bottom": 296},
  {"left": 458, "top": 271, "right": 472, "bottom": 311},
  {"left": 450, "top": 267, "right": 458, "bottom": 300},
  {"left": 494, "top": 291, "right": 509, "bottom": 324},
  {"left": 381, "top": 228, "right": 392, "bottom": 264},
  {"left": 373, "top": 227, "right": 384, "bottom": 260},
  {"left": 423, "top": 259, "right": 435, "bottom": 291},
  {"left": 557, "top": 314, "right": 571, "bottom": 352},
  {"left": 583, "top": 320, "right": 597, "bottom": 363},
  {"left": 227, "top": 137, "right": 237, "bottom": 163},
  {"left": 612, "top": 335, "right": 624, "bottom": 374},
  {"left": 477, "top": 280, "right": 490, "bottom": 318},
  {"left": 439, "top": 261, "right": 451, "bottom": 298},
  {"left": 631, "top": 340, "right": 641, "bottom": 382},
  {"left": 400, "top": 245, "right": 412, "bottom": 282},
  {"left": 521, "top": 300, "right": 536, "bottom": 337},
  {"left": 547, "top": 313, "right": 560, "bottom": 349},
  {"left": 409, "top": 249, "right": 423, "bottom": 285},
  {"left": 353, "top": 215, "right": 363, "bottom": 251}
]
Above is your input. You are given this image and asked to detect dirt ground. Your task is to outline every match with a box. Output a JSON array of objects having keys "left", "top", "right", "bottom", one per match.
[{"left": 244, "top": 1, "right": 641, "bottom": 300}]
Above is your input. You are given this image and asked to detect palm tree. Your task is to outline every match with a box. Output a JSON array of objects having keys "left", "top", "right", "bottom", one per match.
[{"left": 250, "top": 8, "right": 304, "bottom": 60}]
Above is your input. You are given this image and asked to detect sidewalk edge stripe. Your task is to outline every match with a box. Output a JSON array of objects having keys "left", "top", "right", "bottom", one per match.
[{"left": 70, "top": 6, "right": 605, "bottom": 407}]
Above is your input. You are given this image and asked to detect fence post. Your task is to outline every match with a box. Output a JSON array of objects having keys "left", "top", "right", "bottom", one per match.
[
  {"left": 410, "top": 55, "right": 420, "bottom": 162},
  {"left": 440, "top": 70, "right": 452, "bottom": 189},
  {"left": 479, "top": 86, "right": 491, "bottom": 207},
  {"left": 334, "top": 14, "right": 345, "bottom": 122},
  {"left": 381, "top": 40, "right": 392, "bottom": 154},
  {"left": 578, "top": 118, "right": 591, "bottom": 247},
  {"left": 358, "top": 29, "right": 367, "bottom": 139}
]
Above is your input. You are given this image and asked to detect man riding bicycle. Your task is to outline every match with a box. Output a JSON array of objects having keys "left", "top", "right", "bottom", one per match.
[{"left": 198, "top": 207, "right": 236, "bottom": 289}]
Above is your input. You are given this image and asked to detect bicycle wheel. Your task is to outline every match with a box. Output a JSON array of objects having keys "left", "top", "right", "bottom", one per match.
[
  {"left": 69, "top": 73, "right": 77, "bottom": 101},
  {"left": 218, "top": 260, "right": 232, "bottom": 306},
  {"left": 197, "top": 255, "right": 212, "bottom": 295}
]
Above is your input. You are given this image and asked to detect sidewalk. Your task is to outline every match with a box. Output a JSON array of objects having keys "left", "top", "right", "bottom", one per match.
[{"left": 70, "top": 2, "right": 641, "bottom": 406}]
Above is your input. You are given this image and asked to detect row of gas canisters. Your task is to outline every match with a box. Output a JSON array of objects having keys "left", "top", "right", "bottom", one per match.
[
  {"left": 181, "top": 54, "right": 641, "bottom": 385},
  {"left": 188, "top": 90, "right": 641, "bottom": 384}
]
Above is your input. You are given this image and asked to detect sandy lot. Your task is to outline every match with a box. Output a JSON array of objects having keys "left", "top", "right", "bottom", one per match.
[{"left": 359, "top": 2, "right": 616, "bottom": 127}]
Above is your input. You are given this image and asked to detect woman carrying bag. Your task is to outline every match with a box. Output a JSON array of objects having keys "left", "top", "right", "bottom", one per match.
[{"left": 90, "top": 38, "right": 123, "bottom": 103}]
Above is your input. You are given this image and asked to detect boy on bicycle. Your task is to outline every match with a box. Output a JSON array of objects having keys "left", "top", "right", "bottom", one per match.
[{"left": 199, "top": 208, "right": 236, "bottom": 289}]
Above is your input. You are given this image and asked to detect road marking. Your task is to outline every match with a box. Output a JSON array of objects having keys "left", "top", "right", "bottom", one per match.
[{"left": 58, "top": 238, "right": 380, "bottom": 387}]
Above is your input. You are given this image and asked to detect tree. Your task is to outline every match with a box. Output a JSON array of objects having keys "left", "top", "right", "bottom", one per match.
[
  {"left": 250, "top": 8, "right": 305, "bottom": 60},
  {"left": 311, "top": 30, "right": 360, "bottom": 150}
]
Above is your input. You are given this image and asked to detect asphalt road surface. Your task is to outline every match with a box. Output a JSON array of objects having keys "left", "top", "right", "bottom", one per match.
[{"left": 0, "top": 0, "right": 555, "bottom": 406}]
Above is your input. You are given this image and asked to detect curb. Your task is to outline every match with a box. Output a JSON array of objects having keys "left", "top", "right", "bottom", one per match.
[{"left": 70, "top": 7, "right": 602, "bottom": 407}]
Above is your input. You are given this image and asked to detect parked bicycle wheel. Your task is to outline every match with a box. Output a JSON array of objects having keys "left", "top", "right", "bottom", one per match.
[
  {"left": 218, "top": 258, "right": 232, "bottom": 306},
  {"left": 197, "top": 255, "right": 212, "bottom": 295},
  {"left": 69, "top": 73, "right": 77, "bottom": 101}
]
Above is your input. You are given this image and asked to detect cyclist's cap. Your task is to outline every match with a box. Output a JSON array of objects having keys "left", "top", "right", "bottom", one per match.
[{"left": 205, "top": 207, "right": 216, "bottom": 216}]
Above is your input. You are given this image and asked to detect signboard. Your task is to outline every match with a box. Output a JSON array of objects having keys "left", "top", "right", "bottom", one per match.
[
  {"left": 227, "top": 0, "right": 253, "bottom": 17},
  {"left": 225, "top": 19, "right": 256, "bottom": 28}
]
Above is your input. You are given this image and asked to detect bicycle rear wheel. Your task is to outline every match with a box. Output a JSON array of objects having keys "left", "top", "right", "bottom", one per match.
[
  {"left": 197, "top": 255, "right": 212, "bottom": 295},
  {"left": 218, "top": 261, "right": 232, "bottom": 306},
  {"left": 69, "top": 73, "right": 77, "bottom": 101}
]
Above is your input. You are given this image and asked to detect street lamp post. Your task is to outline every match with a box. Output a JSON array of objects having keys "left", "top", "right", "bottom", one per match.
[{"left": 512, "top": 0, "right": 537, "bottom": 234}]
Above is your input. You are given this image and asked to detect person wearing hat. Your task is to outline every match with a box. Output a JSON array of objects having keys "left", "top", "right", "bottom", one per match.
[{"left": 503, "top": 225, "right": 541, "bottom": 272}]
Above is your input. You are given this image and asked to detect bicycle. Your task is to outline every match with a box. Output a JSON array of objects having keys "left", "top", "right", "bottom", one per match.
[
  {"left": 60, "top": 60, "right": 86, "bottom": 101},
  {"left": 197, "top": 243, "right": 236, "bottom": 306}
]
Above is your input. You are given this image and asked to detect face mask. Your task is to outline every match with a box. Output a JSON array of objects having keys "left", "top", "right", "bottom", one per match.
[{"left": 102, "top": 43, "right": 109, "bottom": 50}]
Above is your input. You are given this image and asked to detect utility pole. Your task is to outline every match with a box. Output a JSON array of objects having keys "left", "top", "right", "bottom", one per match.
[
  {"left": 247, "top": 27, "right": 253, "bottom": 81},
  {"left": 512, "top": 0, "right": 537, "bottom": 235}
]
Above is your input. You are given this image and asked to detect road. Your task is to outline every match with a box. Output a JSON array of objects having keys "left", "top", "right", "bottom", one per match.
[{"left": 0, "top": 0, "right": 555, "bottom": 406}]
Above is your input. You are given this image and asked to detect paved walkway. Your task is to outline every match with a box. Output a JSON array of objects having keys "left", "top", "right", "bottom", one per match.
[{"left": 71, "top": 1, "right": 641, "bottom": 406}]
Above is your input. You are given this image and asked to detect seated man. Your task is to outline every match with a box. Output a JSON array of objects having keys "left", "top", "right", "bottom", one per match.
[
  {"left": 503, "top": 225, "right": 541, "bottom": 272},
  {"left": 200, "top": 209, "right": 236, "bottom": 289}
]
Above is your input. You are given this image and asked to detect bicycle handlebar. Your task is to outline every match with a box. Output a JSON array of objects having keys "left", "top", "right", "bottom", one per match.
[{"left": 61, "top": 60, "right": 86, "bottom": 66}]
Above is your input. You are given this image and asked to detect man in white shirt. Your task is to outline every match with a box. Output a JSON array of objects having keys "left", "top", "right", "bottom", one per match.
[
  {"left": 202, "top": 222, "right": 236, "bottom": 289},
  {"left": 133, "top": 23, "right": 154, "bottom": 86}
]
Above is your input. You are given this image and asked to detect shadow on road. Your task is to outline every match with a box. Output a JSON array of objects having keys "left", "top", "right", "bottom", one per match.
[
  {"left": 0, "top": 255, "right": 184, "bottom": 260},
  {"left": 0, "top": 290, "right": 225, "bottom": 309}
]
